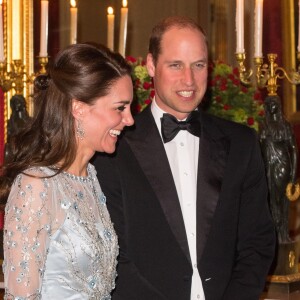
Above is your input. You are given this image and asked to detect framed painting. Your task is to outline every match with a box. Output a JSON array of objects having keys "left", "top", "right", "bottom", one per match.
[{"left": 281, "top": 0, "right": 300, "bottom": 123}]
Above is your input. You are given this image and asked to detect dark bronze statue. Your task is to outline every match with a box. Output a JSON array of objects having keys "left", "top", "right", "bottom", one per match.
[
  {"left": 259, "top": 95, "right": 298, "bottom": 243},
  {"left": 5, "top": 95, "right": 31, "bottom": 161}
]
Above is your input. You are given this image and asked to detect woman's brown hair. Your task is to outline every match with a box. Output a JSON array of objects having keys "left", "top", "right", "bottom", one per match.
[{"left": 0, "top": 43, "right": 131, "bottom": 202}]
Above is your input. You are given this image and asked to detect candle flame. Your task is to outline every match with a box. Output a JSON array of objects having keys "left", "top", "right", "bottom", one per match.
[
  {"left": 122, "top": 0, "right": 127, "bottom": 8},
  {"left": 70, "top": 0, "right": 76, "bottom": 8},
  {"left": 107, "top": 7, "right": 114, "bottom": 15}
]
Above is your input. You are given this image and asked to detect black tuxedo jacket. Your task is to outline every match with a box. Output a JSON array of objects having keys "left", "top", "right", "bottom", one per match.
[{"left": 93, "top": 106, "right": 275, "bottom": 300}]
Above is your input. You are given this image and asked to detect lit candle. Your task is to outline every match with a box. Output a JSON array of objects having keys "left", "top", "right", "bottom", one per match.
[
  {"left": 235, "top": 0, "right": 244, "bottom": 53},
  {"left": 298, "top": 0, "right": 300, "bottom": 52},
  {"left": 254, "top": 0, "right": 263, "bottom": 57},
  {"left": 0, "top": 0, "right": 4, "bottom": 62},
  {"left": 119, "top": 0, "right": 128, "bottom": 56},
  {"left": 40, "top": 0, "right": 49, "bottom": 57},
  {"left": 12, "top": 0, "right": 22, "bottom": 60},
  {"left": 70, "top": 0, "right": 78, "bottom": 44},
  {"left": 107, "top": 7, "right": 115, "bottom": 51}
]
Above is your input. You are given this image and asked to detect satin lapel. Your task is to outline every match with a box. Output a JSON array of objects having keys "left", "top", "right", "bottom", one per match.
[
  {"left": 126, "top": 107, "right": 191, "bottom": 261},
  {"left": 197, "top": 112, "right": 230, "bottom": 261}
]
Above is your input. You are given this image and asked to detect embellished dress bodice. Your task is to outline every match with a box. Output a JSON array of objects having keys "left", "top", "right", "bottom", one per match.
[{"left": 3, "top": 164, "right": 118, "bottom": 300}]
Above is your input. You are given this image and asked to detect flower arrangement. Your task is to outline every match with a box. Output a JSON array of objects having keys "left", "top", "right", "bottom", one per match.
[
  {"left": 126, "top": 56, "right": 155, "bottom": 114},
  {"left": 205, "top": 61, "right": 264, "bottom": 131},
  {"left": 126, "top": 57, "right": 264, "bottom": 131}
]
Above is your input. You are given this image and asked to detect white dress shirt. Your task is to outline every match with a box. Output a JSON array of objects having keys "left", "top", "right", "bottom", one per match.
[{"left": 151, "top": 100, "right": 205, "bottom": 300}]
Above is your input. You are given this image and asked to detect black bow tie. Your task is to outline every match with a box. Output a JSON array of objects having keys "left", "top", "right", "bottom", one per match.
[{"left": 161, "top": 111, "right": 201, "bottom": 143}]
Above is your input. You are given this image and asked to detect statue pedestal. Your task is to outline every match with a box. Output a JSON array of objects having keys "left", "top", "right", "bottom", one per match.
[
  {"left": 262, "top": 241, "right": 300, "bottom": 299},
  {"left": 273, "top": 241, "right": 299, "bottom": 275}
]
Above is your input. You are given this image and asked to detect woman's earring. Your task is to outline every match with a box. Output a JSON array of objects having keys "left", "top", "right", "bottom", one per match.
[{"left": 77, "top": 120, "right": 85, "bottom": 140}]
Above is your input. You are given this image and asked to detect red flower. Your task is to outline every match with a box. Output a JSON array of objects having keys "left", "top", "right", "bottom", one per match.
[
  {"left": 258, "top": 110, "right": 265, "bottom": 116},
  {"left": 143, "top": 82, "right": 152, "bottom": 90},
  {"left": 150, "top": 90, "right": 155, "bottom": 98},
  {"left": 233, "top": 67, "right": 239, "bottom": 77},
  {"left": 253, "top": 91, "right": 262, "bottom": 101},
  {"left": 228, "top": 74, "right": 235, "bottom": 81},
  {"left": 221, "top": 78, "right": 227, "bottom": 85},
  {"left": 220, "top": 84, "right": 227, "bottom": 91},
  {"left": 232, "top": 79, "right": 240, "bottom": 86},
  {"left": 126, "top": 56, "right": 137, "bottom": 63},
  {"left": 145, "top": 99, "right": 152, "bottom": 105},
  {"left": 241, "top": 86, "right": 248, "bottom": 93},
  {"left": 247, "top": 117, "right": 254, "bottom": 126},
  {"left": 134, "top": 104, "right": 142, "bottom": 113},
  {"left": 223, "top": 104, "right": 230, "bottom": 110}
]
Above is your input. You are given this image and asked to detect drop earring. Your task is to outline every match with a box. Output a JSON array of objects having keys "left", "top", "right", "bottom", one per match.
[{"left": 77, "top": 119, "right": 85, "bottom": 140}]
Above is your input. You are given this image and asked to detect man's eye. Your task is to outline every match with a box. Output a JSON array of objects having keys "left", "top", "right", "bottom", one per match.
[
  {"left": 194, "top": 62, "right": 206, "bottom": 69},
  {"left": 170, "top": 63, "right": 181, "bottom": 69}
]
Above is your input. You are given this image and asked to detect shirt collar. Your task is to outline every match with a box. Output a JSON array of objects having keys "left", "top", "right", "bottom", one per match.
[{"left": 151, "top": 97, "right": 165, "bottom": 134}]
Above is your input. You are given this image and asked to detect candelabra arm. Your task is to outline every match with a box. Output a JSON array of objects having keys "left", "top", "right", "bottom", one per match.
[
  {"left": 0, "top": 56, "right": 49, "bottom": 95},
  {"left": 235, "top": 53, "right": 252, "bottom": 85},
  {"left": 284, "top": 51, "right": 300, "bottom": 85},
  {"left": 254, "top": 57, "right": 268, "bottom": 89},
  {"left": 236, "top": 51, "right": 300, "bottom": 96},
  {"left": 263, "top": 53, "right": 300, "bottom": 96},
  {"left": 276, "top": 67, "right": 300, "bottom": 85},
  {"left": 0, "top": 62, "right": 12, "bottom": 92}
]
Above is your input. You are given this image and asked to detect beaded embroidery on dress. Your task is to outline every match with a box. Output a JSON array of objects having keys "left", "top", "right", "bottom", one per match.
[{"left": 3, "top": 164, "right": 118, "bottom": 300}]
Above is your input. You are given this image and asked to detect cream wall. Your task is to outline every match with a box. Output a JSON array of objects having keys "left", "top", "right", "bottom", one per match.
[
  {"left": 59, "top": 0, "right": 256, "bottom": 66},
  {"left": 60, "top": 0, "right": 211, "bottom": 59}
]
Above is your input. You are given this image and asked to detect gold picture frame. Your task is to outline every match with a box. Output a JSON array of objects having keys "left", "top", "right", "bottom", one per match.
[
  {"left": 281, "top": 0, "right": 300, "bottom": 123},
  {"left": 3, "top": 0, "right": 34, "bottom": 142}
]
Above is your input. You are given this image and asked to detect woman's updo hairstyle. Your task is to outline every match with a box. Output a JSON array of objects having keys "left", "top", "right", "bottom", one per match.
[{"left": 1, "top": 43, "right": 132, "bottom": 190}]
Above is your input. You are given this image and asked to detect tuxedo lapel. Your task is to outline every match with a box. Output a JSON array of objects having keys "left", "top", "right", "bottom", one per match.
[
  {"left": 196, "top": 112, "right": 230, "bottom": 261},
  {"left": 125, "top": 107, "right": 191, "bottom": 261}
]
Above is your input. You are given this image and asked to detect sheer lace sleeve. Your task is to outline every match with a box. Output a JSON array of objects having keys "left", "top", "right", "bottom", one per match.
[{"left": 3, "top": 169, "right": 59, "bottom": 300}]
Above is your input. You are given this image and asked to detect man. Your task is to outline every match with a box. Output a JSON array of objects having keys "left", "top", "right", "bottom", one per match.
[{"left": 93, "top": 16, "right": 275, "bottom": 300}]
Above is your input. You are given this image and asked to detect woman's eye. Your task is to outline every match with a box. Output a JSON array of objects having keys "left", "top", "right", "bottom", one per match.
[{"left": 117, "top": 106, "right": 126, "bottom": 112}]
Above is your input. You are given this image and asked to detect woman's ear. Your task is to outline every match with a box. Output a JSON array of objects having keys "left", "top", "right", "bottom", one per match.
[{"left": 72, "top": 99, "right": 85, "bottom": 119}]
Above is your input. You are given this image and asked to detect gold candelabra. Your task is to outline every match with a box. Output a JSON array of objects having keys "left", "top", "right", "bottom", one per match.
[
  {"left": 235, "top": 52, "right": 300, "bottom": 96},
  {"left": 0, "top": 56, "right": 48, "bottom": 94}
]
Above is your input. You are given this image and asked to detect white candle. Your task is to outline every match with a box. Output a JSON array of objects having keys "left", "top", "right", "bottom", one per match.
[
  {"left": 107, "top": 7, "right": 114, "bottom": 51},
  {"left": 0, "top": 0, "right": 4, "bottom": 62},
  {"left": 298, "top": 0, "right": 300, "bottom": 52},
  {"left": 39, "top": 0, "right": 49, "bottom": 57},
  {"left": 254, "top": 0, "right": 263, "bottom": 57},
  {"left": 118, "top": 0, "right": 128, "bottom": 57},
  {"left": 70, "top": 0, "right": 78, "bottom": 44},
  {"left": 12, "top": 0, "right": 22, "bottom": 60},
  {"left": 235, "top": 0, "right": 244, "bottom": 53}
]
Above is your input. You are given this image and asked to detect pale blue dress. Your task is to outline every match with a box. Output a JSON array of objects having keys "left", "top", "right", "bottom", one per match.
[{"left": 3, "top": 164, "right": 118, "bottom": 299}]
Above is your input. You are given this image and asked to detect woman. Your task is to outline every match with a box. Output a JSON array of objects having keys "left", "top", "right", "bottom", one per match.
[
  {"left": 259, "top": 95, "right": 298, "bottom": 243},
  {"left": 1, "top": 43, "right": 134, "bottom": 299}
]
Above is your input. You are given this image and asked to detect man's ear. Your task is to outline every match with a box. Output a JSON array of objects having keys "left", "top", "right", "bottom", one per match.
[
  {"left": 146, "top": 53, "right": 155, "bottom": 78},
  {"left": 72, "top": 99, "right": 85, "bottom": 119}
]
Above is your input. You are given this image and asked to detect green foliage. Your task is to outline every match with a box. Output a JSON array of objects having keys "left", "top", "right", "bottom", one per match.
[{"left": 206, "top": 61, "right": 264, "bottom": 131}]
